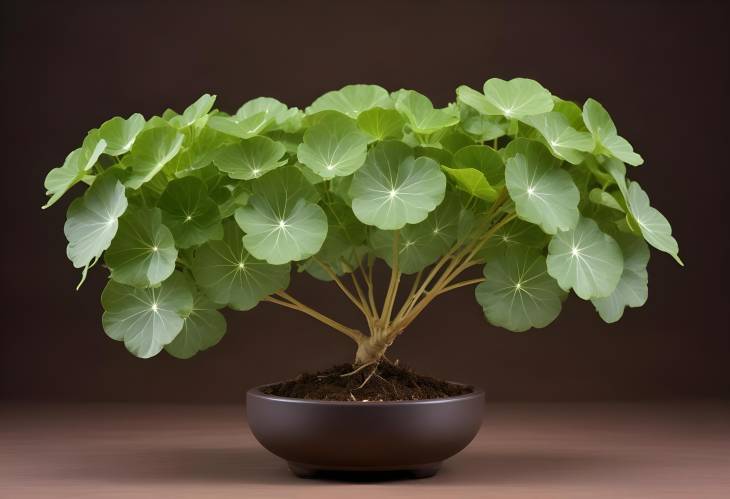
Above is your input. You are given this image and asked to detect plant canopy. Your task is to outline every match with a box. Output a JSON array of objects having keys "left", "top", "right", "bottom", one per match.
[{"left": 43, "top": 79, "right": 681, "bottom": 364}]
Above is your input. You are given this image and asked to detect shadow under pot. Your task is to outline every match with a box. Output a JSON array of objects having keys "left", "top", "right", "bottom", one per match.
[{"left": 246, "top": 384, "right": 484, "bottom": 480}]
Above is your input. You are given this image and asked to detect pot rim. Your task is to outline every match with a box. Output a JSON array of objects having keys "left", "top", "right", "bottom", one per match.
[{"left": 247, "top": 381, "right": 484, "bottom": 407}]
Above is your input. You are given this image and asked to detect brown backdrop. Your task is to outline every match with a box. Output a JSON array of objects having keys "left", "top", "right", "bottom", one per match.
[{"left": 1, "top": 0, "right": 728, "bottom": 402}]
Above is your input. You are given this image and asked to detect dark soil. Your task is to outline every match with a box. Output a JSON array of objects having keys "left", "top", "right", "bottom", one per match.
[{"left": 260, "top": 362, "right": 473, "bottom": 402}]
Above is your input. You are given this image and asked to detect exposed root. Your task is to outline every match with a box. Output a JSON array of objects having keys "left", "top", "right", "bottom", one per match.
[
  {"left": 340, "top": 360, "right": 376, "bottom": 377},
  {"left": 354, "top": 362, "right": 379, "bottom": 390}
]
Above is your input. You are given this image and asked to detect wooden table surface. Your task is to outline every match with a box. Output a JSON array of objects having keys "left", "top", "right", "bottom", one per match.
[{"left": 2, "top": 401, "right": 729, "bottom": 498}]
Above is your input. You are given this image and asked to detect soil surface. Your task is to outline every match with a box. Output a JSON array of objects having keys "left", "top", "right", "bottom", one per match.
[{"left": 260, "top": 362, "right": 473, "bottom": 402}]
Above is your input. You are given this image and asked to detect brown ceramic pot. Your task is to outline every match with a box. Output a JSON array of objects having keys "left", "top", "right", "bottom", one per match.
[{"left": 246, "top": 383, "right": 484, "bottom": 479}]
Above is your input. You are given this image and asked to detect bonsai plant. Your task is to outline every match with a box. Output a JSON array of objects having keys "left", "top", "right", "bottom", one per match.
[
  {"left": 42, "top": 77, "right": 681, "bottom": 476},
  {"left": 43, "top": 78, "right": 681, "bottom": 367}
]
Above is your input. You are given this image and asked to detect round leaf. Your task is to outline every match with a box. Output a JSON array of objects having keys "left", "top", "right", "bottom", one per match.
[
  {"left": 349, "top": 141, "right": 446, "bottom": 230},
  {"left": 370, "top": 196, "right": 459, "bottom": 274},
  {"left": 125, "top": 126, "right": 184, "bottom": 189},
  {"left": 101, "top": 272, "right": 194, "bottom": 358},
  {"left": 64, "top": 173, "right": 128, "bottom": 275},
  {"left": 591, "top": 233, "right": 649, "bottom": 323},
  {"left": 98, "top": 113, "right": 145, "bottom": 156},
  {"left": 213, "top": 136, "right": 287, "bottom": 180},
  {"left": 356, "top": 107, "right": 405, "bottom": 141},
  {"left": 297, "top": 113, "right": 369, "bottom": 179},
  {"left": 307, "top": 84, "right": 391, "bottom": 118},
  {"left": 43, "top": 135, "right": 107, "bottom": 208},
  {"left": 546, "top": 217, "right": 624, "bottom": 299},
  {"left": 583, "top": 98, "right": 643, "bottom": 166},
  {"left": 627, "top": 181, "right": 682, "bottom": 264},
  {"left": 164, "top": 292, "right": 227, "bottom": 359},
  {"left": 234, "top": 168, "right": 327, "bottom": 264},
  {"left": 521, "top": 112, "right": 594, "bottom": 165},
  {"left": 441, "top": 166, "right": 498, "bottom": 201},
  {"left": 505, "top": 145, "right": 580, "bottom": 234},
  {"left": 453, "top": 145, "right": 505, "bottom": 186},
  {"left": 394, "top": 90, "right": 459, "bottom": 134},
  {"left": 158, "top": 177, "right": 223, "bottom": 248},
  {"left": 192, "top": 223, "right": 291, "bottom": 310},
  {"left": 105, "top": 207, "right": 178, "bottom": 287},
  {"left": 475, "top": 247, "right": 565, "bottom": 332},
  {"left": 457, "top": 78, "right": 553, "bottom": 119}
]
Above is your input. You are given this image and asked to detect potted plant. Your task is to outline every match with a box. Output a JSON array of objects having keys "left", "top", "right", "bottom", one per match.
[{"left": 42, "top": 78, "right": 681, "bottom": 478}]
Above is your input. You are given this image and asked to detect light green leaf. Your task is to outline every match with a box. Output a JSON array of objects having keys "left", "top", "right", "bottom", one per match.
[
  {"left": 453, "top": 145, "right": 505, "bottom": 186},
  {"left": 627, "top": 181, "right": 682, "bottom": 264},
  {"left": 307, "top": 84, "right": 391, "bottom": 118},
  {"left": 591, "top": 233, "right": 649, "bottom": 323},
  {"left": 475, "top": 247, "right": 565, "bottom": 332},
  {"left": 236, "top": 97, "right": 301, "bottom": 133},
  {"left": 64, "top": 173, "right": 128, "bottom": 280},
  {"left": 297, "top": 113, "right": 369, "bottom": 179},
  {"left": 105, "top": 207, "right": 178, "bottom": 287},
  {"left": 460, "top": 110, "right": 507, "bottom": 141},
  {"left": 207, "top": 113, "right": 270, "bottom": 139},
  {"left": 394, "top": 90, "right": 459, "bottom": 134},
  {"left": 457, "top": 78, "right": 553, "bottom": 119},
  {"left": 168, "top": 94, "right": 216, "bottom": 129},
  {"left": 213, "top": 136, "right": 287, "bottom": 180},
  {"left": 357, "top": 107, "right": 405, "bottom": 141},
  {"left": 521, "top": 112, "right": 594, "bottom": 164},
  {"left": 192, "top": 222, "right": 290, "bottom": 310},
  {"left": 552, "top": 98, "right": 585, "bottom": 130},
  {"left": 234, "top": 168, "right": 328, "bottom": 264},
  {"left": 167, "top": 126, "right": 235, "bottom": 176},
  {"left": 441, "top": 166, "right": 498, "bottom": 201},
  {"left": 158, "top": 177, "right": 222, "bottom": 248},
  {"left": 98, "top": 113, "right": 145, "bottom": 156},
  {"left": 164, "top": 292, "right": 227, "bottom": 359},
  {"left": 546, "top": 217, "right": 624, "bottom": 299},
  {"left": 349, "top": 141, "right": 446, "bottom": 230},
  {"left": 583, "top": 98, "right": 643, "bottom": 166},
  {"left": 43, "top": 135, "right": 107, "bottom": 208},
  {"left": 505, "top": 145, "right": 580, "bottom": 234},
  {"left": 125, "top": 126, "right": 184, "bottom": 189},
  {"left": 102, "top": 272, "right": 193, "bottom": 358},
  {"left": 589, "top": 188, "right": 625, "bottom": 213},
  {"left": 316, "top": 198, "right": 367, "bottom": 262},
  {"left": 370, "top": 196, "right": 459, "bottom": 274}
]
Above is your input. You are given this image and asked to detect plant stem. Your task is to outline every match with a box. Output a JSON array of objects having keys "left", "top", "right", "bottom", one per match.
[
  {"left": 379, "top": 230, "right": 401, "bottom": 329},
  {"left": 266, "top": 291, "right": 365, "bottom": 344},
  {"left": 314, "top": 257, "right": 371, "bottom": 322}
]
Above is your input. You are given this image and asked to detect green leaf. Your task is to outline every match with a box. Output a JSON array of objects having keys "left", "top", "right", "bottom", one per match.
[
  {"left": 297, "top": 113, "right": 369, "bottom": 179},
  {"left": 125, "top": 126, "right": 184, "bottom": 189},
  {"left": 626, "top": 181, "right": 682, "bottom": 264},
  {"left": 453, "top": 145, "right": 505, "bottom": 186},
  {"left": 164, "top": 291, "right": 227, "bottom": 359},
  {"left": 234, "top": 168, "right": 328, "bottom": 264},
  {"left": 105, "top": 207, "right": 178, "bottom": 287},
  {"left": 166, "top": 126, "right": 235, "bottom": 177},
  {"left": 236, "top": 97, "right": 302, "bottom": 133},
  {"left": 475, "top": 247, "right": 565, "bottom": 332},
  {"left": 101, "top": 272, "right": 193, "bottom": 358},
  {"left": 591, "top": 232, "right": 649, "bottom": 323},
  {"left": 43, "top": 135, "right": 107, "bottom": 208},
  {"left": 158, "top": 177, "right": 223, "bottom": 248},
  {"left": 349, "top": 141, "right": 446, "bottom": 230},
  {"left": 589, "top": 188, "right": 625, "bottom": 213},
  {"left": 480, "top": 219, "right": 549, "bottom": 260},
  {"left": 441, "top": 166, "right": 498, "bottom": 201},
  {"left": 98, "top": 113, "right": 145, "bottom": 156},
  {"left": 316, "top": 198, "right": 367, "bottom": 262},
  {"left": 207, "top": 113, "right": 270, "bottom": 139},
  {"left": 394, "top": 90, "right": 459, "bottom": 134},
  {"left": 370, "top": 196, "right": 459, "bottom": 274},
  {"left": 505, "top": 144, "right": 580, "bottom": 234},
  {"left": 213, "top": 136, "right": 287, "bottom": 180},
  {"left": 307, "top": 84, "right": 391, "bottom": 118},
  {"left": 457, "top": 78, "right": 553, "bottom": 119},
  {"left": 583, "top": 98, "right": 643, "bottom": 166},
  {"left": 460, "top": 109, "right": 507, "bottom": 141},
  {"left": 168, "top": 94, "right": 216, "bottom": 129},
  {"left": 546, "top": 217, "right": 624, "bottom": 299},
  {"left": 64, "top": 173, "right": 128, "bottom": 282},
  {"left": 552, "top": 98, "right": 585, "bottom": 130},
  {"left": 356, "top": 107, "right": 405, "bottom": 141},
  {"left": 192, "top": 222, "right": 291, "bottom": 310},
  {"left": 521, "top": 112, "right": 594, "bottom": 164}
]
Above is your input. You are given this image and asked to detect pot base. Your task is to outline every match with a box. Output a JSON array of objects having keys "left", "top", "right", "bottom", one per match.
[{"left": 288, "top": 461, "right": 441, "bottom": 480}]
